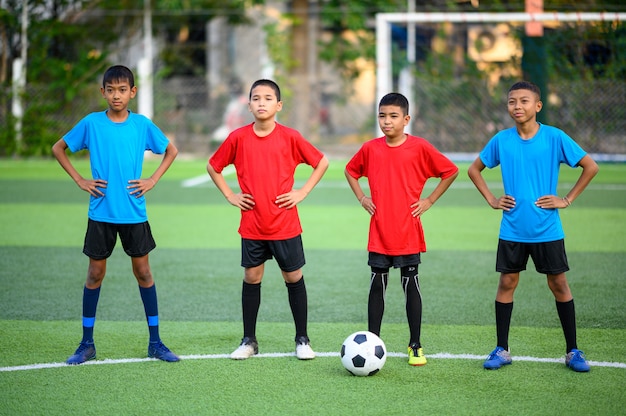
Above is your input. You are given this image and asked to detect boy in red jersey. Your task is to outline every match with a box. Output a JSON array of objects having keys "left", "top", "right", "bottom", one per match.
[
  {"left": 345, "top": 93, "right": 458, "bottom": 366},
  {"left": 207, "top": 79, "right": 329, "bottom": 360}
]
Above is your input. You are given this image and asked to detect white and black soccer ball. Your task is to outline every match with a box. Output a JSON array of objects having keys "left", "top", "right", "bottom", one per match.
[{"left": 340, "top": 331, "right": 387, "bottom": 376}]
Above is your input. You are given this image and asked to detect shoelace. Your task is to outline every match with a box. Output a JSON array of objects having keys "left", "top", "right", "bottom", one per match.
[
  {"left": 151, "top": 342, "right": 170, "bottom": 353},
  {"left": 75, "top": 343, "right": 93, "bottom": 354}
]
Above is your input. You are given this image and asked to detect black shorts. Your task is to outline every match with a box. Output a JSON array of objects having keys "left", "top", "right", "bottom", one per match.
[
  {"left": 368, "top": 252, "right": 421, "bottom": 269},
  {"left": 83, "top": 219, "right": 156, "bottom": 260},
  {"left": 496, "top": 239, "right": 569, "bottom": 275},
  {"left": 241, "top": 235, "right": 305, "bottom": 272}
]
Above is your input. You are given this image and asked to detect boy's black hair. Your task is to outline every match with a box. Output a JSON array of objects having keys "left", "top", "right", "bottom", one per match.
[
  {"left": 379, "top": 93, "right": 409, "bottom": 115},
  {"left": 249, "top": 79, "right": 281, "bottom": 101},
  {"left": 103, "top": 65, "right": 135, "bottom": 88},
  {"left": 509, "top": 81, "right": 541, "bottom": 99}
]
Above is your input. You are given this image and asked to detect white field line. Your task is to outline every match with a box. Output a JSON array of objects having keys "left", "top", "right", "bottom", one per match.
[
  {"left": 2, "top": 351, "right": 624, "bottom": 372},
  {"left": 181, "top": 166, "right": 235, "bottom": 188},
  {"left": 181, "top": 171, "right": 626, "bottom": 191}
]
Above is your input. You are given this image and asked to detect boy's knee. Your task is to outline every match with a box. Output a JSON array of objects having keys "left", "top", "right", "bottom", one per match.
[
  {"left": 498, "top": 273, "right": 519, "bottom": 291},
  {"left": 86, "top": 260, "right": 106, "bottom": 286},
  {"left": 133, "top": 268, "right": 153, "bottom": 284}
]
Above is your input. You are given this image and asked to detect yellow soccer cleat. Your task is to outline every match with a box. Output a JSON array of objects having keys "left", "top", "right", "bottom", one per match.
[{"left": 408, "top": 344, "right": 427, "bottom": 366}]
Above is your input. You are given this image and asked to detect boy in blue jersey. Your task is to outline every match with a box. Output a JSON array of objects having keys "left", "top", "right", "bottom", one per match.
[
  {"left": 468, "top": 81, "right": 598, "bottom": 372},
  {"left": 52, "top": 65, "right": 180, "bottom": 364}
]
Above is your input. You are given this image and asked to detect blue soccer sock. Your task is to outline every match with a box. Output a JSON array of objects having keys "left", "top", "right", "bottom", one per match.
[
  {"left": 139, "top": 284, "right": 160, "bottom": 343},
  {"left": 81, "top": 286, "right": 101, "bottom": 343}
]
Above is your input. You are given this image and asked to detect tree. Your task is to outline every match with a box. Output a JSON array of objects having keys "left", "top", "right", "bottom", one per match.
[{"left": 0, "top": 0, "right": 262, "bottom": 155}]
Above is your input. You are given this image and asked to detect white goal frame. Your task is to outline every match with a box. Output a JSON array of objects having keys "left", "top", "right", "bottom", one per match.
[{"left": 376, "top": 11, "right": 626, "bottom": 105}]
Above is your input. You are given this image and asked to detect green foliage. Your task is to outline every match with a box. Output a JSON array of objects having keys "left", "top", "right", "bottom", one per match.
[
  {"left": 318, "top": 0, "right": 406, "bottom": 79},
  {"left": 1, "top": 0, "right": 264, "bottom": 156},
  {"left": 544, "top": 21, "right": 626, "bottom": 80},
  {"left": 153, "top": 0, "right": 263, "bottom": 77},
  {"left": 263, "top": 21, "right": 299, "bottom": 79}
]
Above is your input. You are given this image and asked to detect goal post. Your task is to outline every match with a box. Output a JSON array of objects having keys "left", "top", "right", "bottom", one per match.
[{"left": 376, "top": 11, "right": 626, "bottom": 104}]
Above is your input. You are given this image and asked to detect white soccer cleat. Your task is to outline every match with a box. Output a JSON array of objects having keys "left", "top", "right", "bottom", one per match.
[
  {"left": 295, "top": 336, "right": 316, "bottom": 360},
  {"left": 230, "top": 337, "right": 258, "bottom": 360}
]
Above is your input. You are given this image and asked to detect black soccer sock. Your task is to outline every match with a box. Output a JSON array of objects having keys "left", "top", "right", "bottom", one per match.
[
  {"left": 242, "top": 281, "right": 261, "bottom": 339},
  {"left": 139, "top": 284, "right": 161, "bottom": 343},
  {"left": 286, "top": 277, "right": 308, "bottom": 338},
  {"left": 368, "top": 269, "right": 388, "bottom": 336},
  {"left": 495, "top": 301, "right": 513, "bottom": 351},
  {"left": 81, "top": 286, "right": 100, "bottom": 343},
  {"left": 401, "top": 265, "right": 422, "bottom": 348},
  {"left": 556, "top": 299, "right": 578, "bottom": 353}
]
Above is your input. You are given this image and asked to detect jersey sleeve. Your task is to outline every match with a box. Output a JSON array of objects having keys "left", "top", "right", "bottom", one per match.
[
  {"left": 345, "top": 145, "right": 367, "bottom": 179},
  {"left": 479, "top": 132, "right": 503, "bottom": 169},
  {"left": 208, "top": 131, "right": 238, "bottom": 173},
  {"left": 291, "top": 128, "right": 324, "bottom": 168},
  {"left": 62, "top": 116, "right": 91, "bottom": 153},
  {"left": 422, "top": 140, "right": 458, "bottom": 179},
  {"left": 556, "top": 128, "right": 587, "bottom": 167},
  {"left": 143, "top": 116, "right": 170, "bottom": 154}
]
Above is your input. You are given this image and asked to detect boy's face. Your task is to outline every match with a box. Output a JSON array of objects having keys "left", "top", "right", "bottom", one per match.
[
  {"left": 101, "top": 79, "right": 137, "bottom": 113},
  {"left": 378, "top": 104, "right": 410, "bottom": 139},
  {"left": 507, "top": 88, "right": 542, "bottom": 124},
  {"left": 248, "top": 84, "right": 282, "bottom": 121}
]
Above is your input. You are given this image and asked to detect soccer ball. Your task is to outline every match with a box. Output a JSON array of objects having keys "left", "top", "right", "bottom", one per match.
[{"left": 340, "top": 331, "right": 387, "bottom": 376}]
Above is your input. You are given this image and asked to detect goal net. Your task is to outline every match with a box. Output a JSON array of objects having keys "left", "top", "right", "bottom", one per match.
[{"left": 375, "top": 12, "right": 626, "bottom": 158}]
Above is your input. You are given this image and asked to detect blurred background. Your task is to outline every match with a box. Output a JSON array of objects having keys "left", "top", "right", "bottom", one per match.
[{"left": 1, "top": 0, "right": 624, "bottom": 158}]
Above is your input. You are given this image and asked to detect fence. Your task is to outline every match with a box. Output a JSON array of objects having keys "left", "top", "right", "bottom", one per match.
[{"left": 1, "top": 20, "right": 624, "bottom": 158}]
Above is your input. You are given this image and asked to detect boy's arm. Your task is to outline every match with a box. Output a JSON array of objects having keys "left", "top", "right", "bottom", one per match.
[
  {"left": 345, "top": 168, "right": 375, "bottom": 215},
  {"left": 468, "top": 157, "right": 515, "bottom": 211},
  {"left": 535, "top": 154, "right": 599, "bottom": 209},
  {"left": 275, "top": 156, "right": 329, "bottom": 209},
  {"left": 207, "top": 161, "right": 255, "bottom": 211},
  {"left": 567, "top": 155, "right": 600, "bottom": 201},
  {"left": 411, "top": 169, "right": 459, "bottom": 217},
  {"left": 150, "top": 142, "right": 178, "bottom": 183},
  {"left": 128, "top": 142, "right": 179, "bottom": 197},
  {"left": 51, "top": 138, "right": 107, "bottom": 197}
]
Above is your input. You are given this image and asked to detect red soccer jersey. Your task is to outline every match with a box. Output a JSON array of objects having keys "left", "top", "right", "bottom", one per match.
[
  {"left": 346, "top": 135, "right": 458, "bottom": 255},
  {"left": 209, "top": 123, "right": 324, "bottom": 240}
]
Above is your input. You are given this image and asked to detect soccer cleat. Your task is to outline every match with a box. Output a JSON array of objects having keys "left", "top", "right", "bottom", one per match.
[
  {"left": 566, "top": 349, "right": 590, "bottom": 372},
  {"left": 230, "top": 337, "right": 259, "bottom": 360},
  {"left": 148, "top": 341, "right": 180, "bottom": 362},
  {"left": 483, "top": 346, "right": 512, "bottom": 370},
  {"left": 295, "top": 335, "right": 316, "bottom": 360},
  {"left": 66, "top": 341, "right": 96, "bottom": 365},
  {"left": 408, "top": 343, "right": 427, "bottom": 366}
]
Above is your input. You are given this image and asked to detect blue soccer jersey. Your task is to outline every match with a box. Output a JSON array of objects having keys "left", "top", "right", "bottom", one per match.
[
  {"left": 63, "top": 110, "right": 170, "bottom": 224},
  {"left": 479, "top": 123, "right": 586, "bottom": 243}
]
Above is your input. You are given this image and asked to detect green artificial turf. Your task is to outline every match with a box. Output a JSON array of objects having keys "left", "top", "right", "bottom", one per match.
[{"left": 0, "top": 158, "right": 624, "bottom": 415}]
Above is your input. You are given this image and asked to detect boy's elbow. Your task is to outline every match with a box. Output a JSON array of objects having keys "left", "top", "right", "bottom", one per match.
[
  {"left": 51, "top": 139, "right": 66, "bottom": 157},
  {"left": 319, "top": 155, "right": 329, "bottom": 170},
  {"left": 167, "top": 143, "right": 179, "bottom": 158},
  {"left": 467, "top": 160, "right": 483, "bottom": 179},
  {"left": 581, "top": 155, "right": 599, "bottom": 177}
]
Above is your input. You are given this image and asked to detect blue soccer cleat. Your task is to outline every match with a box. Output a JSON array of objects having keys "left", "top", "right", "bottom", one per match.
[
  {"left": 148, "top": 341, "right": 180, "bottom": 362},
  {"left": 66, "top": 341, "right": 96, "bottom": 365},
  {"left": 483, "top": 346, "right": 512, "bottom": 370},
  {"left": 566, "top": 349, "right": 590, "bottom": 372}
]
